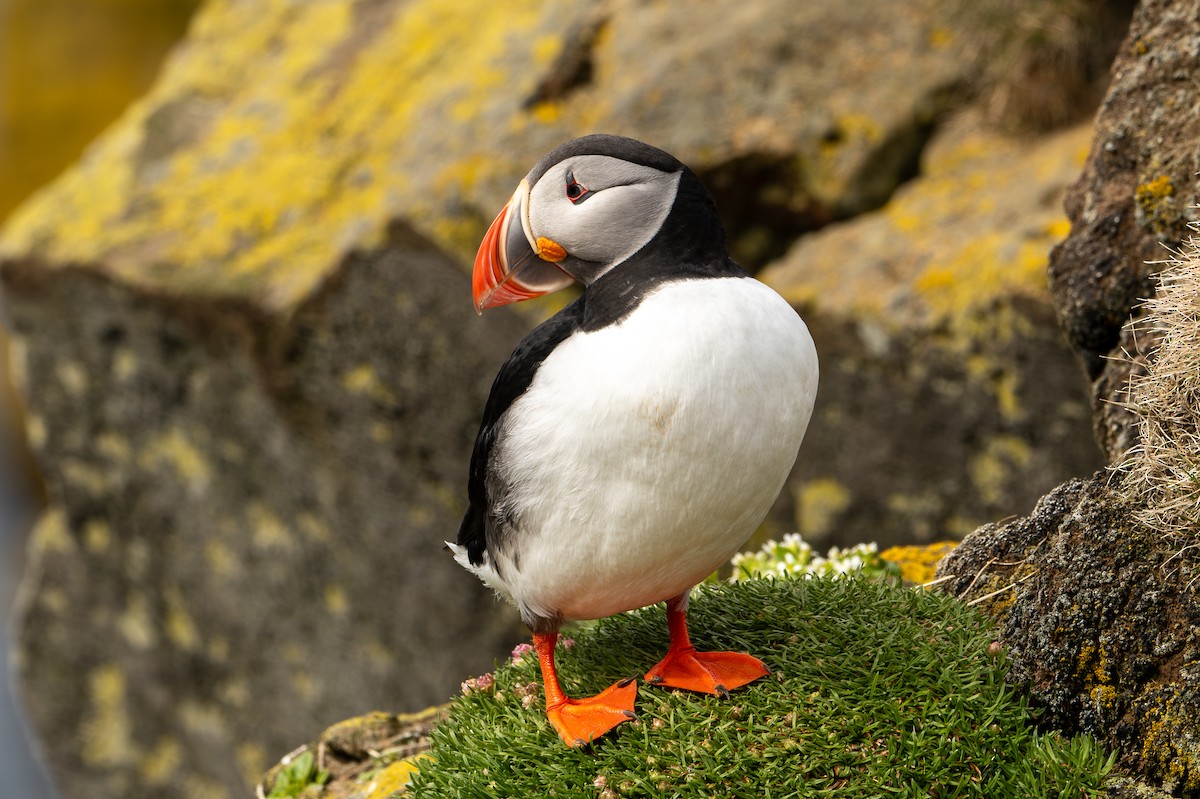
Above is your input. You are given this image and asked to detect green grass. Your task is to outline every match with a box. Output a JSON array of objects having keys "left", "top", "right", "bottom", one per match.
[{"left": 407, "top": 578, "right": 1114, "bottom": 798}]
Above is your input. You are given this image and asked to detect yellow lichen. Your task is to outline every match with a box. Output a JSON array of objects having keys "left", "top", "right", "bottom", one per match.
[
  {"left": 96, "top": 432, "right": 132, "bottom": 462},
  {"left": 357, "top": 636, "right": 393, "bottom": 673},
  {"left": 165, "top": 586, "right": 201, "bottom": 652},
  {"left": 84, "top": 519, "right": 112, "bottom": 554},
  {"left": 1140, "top": 693, "right": 1200, "bottom": 792},
  {"left": 880, "top": 542, "right": 956, "bottom": 584},
  {"left": 324, "top": 584, "right": 349, "bottom": 617},
  {"left": 928, "top": 26, "right": 953, "bottom": 48},
  {"left": 81, "top": 665, "right": 137, "bottom": 767},
  {"left": 220, "top": 677, "right": 250, "bottom": 709},
  {"left": 885, "top": 491, "right": 944, "bottom": 540},
  {"left": 29, "top": 507, "right": 73, "bottom": 555},
  {"left": 291, "top": 672, "right": 318, "bottom": 702},
  {"left": 112, "top": 349, "right": 138, "bottom": 381},
  {"left": 370, "top": 421, "right": 393, "bottom": 443},
  {"left": 140, "top": 427, "right": 212, "bottom": 493},
  {"left": 249, "top": 502, "right": 294, "bottom": 550},
  {"left": 1136, "top": 175, "right": 1175, "bottom": 210},
  {"left": 765, "top": 122, "right": 1091, "bottom": 377},
  {"left": 208, "top": 636, "right": 231, "bottom": 663},
  {"left": 0, "top": 0, "right": 575, "bottom": 311},
  {"left": 795, "top": 478, "right": 852, "bottom": 539},
  {"left": 365, "top": 756, "right": 430, "bottom": 799},
  {"left": 139, "top": 736, "right": 182, "bottom": 786},
  {"left": 117, "top": 591, "right": 158, "bottom": 650},
  {"left": 25, "top": 413, "right": 46, "bottom": 449},
  {"left": 1077, "top": 642, "right": 1121, "bottom": 714},
  {"left": 179, "top": 700, "right": 227, "bottom": 738},
  {"left": 235, "top": 743, "right": 268, "bottom": 789},
  {"left": 342, "top": 363, "right": 397, "bottom": 404},
  {"left": 61, "top": 459, "right": 111, "bottom": 494},
  {"left": 1135, "top": 174, "right": 1178, "bottom": 234},
  {"left": 204, "top": 539, "right": 241, "bottom": 579},
  {"left": 298, "top": 512, "right": 332, "bottom": 542},
  {"left": 55, "top": 360, "right": 87, "bottom": 394},
  {"left": 968, "top": 435, "right": 1033, "bottom": 505}
]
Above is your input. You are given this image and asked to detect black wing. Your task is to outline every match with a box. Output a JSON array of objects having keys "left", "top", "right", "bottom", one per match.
[{"left": 457, "top": 297, "right": 585, "bottom": 565}]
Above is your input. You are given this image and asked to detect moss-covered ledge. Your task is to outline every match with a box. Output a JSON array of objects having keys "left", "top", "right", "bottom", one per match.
[{"left": 262, "top": 578, "right": 1115, "bottom": 798}]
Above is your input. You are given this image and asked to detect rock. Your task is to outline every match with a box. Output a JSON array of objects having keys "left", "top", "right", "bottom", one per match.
[
  {"left": 0, "top": 0, "right": 198, "bottom": 219},
  {"left": 1047, "top": 0, "right": 1200, "bottom": 461},
  {"left": 939, "top": 6, "right": 1200, "bottom": 780},
  {"left": 0, "top": 0, "right": 1116, "bottom": 285},
  {"left": 937, "top": 475, "right": 1200, "bottom": 794},
  {"left": 2, "top": 227, "right": 527, "bottom": 799},
  {"left": 760, "top": 117, "right": 1103, "bottom": 548},
  {"left": 256, "top": 708, "right": 443, "bottom": 799},
  {"left": 0, "top": 0, "right": 1136, "bottom": 796}
]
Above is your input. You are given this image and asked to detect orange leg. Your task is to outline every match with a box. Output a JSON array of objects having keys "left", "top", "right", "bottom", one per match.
[
  {"left": 644, "top": 592, "right": 769, "bottom": 697},
  {"left": 533, "top": 631, "right": 637, "bottom": 747}
]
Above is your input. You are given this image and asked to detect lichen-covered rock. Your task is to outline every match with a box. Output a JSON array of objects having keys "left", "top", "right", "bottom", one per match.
[
  {"left": 0, "top": 0, "right": 198, "bottom": 219},
  {"left": 0, "top": 0, "right": 1114, "bottom": 290},
  {"left": 1047, "top": 0, "right": 1200, "bottom": 461},
  {"left": 0, "top": 0, "right": 1136, "bottom": 797},
  {"left": 256, "top": 708, "right": 442, "bottom": 799},
  {"left": 3, "top": 227, "right": 527, "bottom": 799},
  {"left": 759, "top": 117, "right": 1102, "bottom": 547},
  {"left": 940, "top": 128, "right": 1200, "bottom": 792},
  {"left": 937, "top": 475, "right": 1200, "bottom": 795}
]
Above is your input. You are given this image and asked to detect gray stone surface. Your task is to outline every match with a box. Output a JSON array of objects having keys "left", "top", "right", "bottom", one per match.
[
  {"left": 942, "top": 1, "right": 1200, "bottom": 791},
  {"left": 3, "top": 227, "right": 527, "bottom": 798},
  {"left": 0, "top": 0, "right": 1138, "bottom": 796},
  {"left": 1047, "top": 0, "right": 1200, "bottom": 461},
  {"left": 760, "top": 119, "right": 1104, "bottom": 548}
]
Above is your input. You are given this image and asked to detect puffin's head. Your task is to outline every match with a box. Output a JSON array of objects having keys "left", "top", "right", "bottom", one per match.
[{"left": 473, "top": 134, "right": 722, "bottom": 313}]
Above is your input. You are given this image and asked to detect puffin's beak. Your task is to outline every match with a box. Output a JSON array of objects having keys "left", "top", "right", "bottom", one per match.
[{"left": 473, "top": 181, "right": 575, "bottom": 313}]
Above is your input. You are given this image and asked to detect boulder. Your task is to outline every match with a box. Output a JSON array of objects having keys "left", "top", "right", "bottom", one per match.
[
  {"left": 760, "top": 117, "right": 1103, "bottom": 548},
  {"left": 939, "top": 472, "right": 1200, "bottom": 794},
  {"left": 1047, "top": 0, "right": 1200, "bottom": 461},
  {"left": 1, "top": 0, "right": 1114, "bottom": 284},
  {"left": 941, "top": 0, "right": 1200, "bottom": 790},
  {"left": 0, "top": 0, "right": 1134, "bottom": 796},
  {"left": 3, "top": 229, "right": 528, "bottom": 798}
]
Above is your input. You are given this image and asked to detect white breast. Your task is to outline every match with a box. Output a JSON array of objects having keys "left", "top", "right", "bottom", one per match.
[{"left": 491, "top": 276, "right": 818, "bottom": 622}]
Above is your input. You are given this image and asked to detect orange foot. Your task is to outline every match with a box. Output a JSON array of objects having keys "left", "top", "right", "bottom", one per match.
[
  {"left": 644, "top": 647, "right": 769, "bottom": 697},
  {"left": 545, "top": 678, "right": 638, "bottom": 748}
]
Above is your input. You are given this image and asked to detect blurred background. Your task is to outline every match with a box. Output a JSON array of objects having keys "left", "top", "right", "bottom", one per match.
[
  {"left": 0, "top": 0, "right": 1138, "bottom": 797},
  {"left": 1, "top": 1, "right": 200, "bottom": 796}
]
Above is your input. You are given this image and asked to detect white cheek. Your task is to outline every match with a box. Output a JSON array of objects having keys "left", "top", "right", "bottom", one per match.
[{"left": 536, "top": 180, "right": 676, "bottom": 265}]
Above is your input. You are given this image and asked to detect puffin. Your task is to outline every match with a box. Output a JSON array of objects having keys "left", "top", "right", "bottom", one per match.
[{"left": 450, "top": 134, "right": 818, "bottom": 748}]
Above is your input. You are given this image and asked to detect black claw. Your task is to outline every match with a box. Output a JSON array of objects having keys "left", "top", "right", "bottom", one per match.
[
  {"left": 618, "top": 677, "right": 636, "bottom": 688},
  {"left": 574, "top": 738, "right": 587, "bottom": 748},
  {"left": 622, "top": 710, "right": 638, "bottom": 720},
  {"left": 714, "top": 684, "right": 730, "bottom": 699},
  {"left": 648, "top": 675, "right": 664, "bottom": 684}
]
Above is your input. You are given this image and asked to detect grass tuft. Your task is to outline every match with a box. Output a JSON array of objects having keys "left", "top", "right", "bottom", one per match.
[
  {"left": 407, "top": 578, "right": 1113, "bottom": 798},
  {"left": 1119, "top": 230, "right": 1200, "bottom": 543}
]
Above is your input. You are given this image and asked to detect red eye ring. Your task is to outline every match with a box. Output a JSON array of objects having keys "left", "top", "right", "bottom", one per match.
[{"left": 565, "top": 170, "right": 589, "bottom": 204}]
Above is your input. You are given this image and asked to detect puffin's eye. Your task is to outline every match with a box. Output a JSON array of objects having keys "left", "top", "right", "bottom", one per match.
[{"left": 565, "top": 170, "right": 590, "bottom": 204}]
